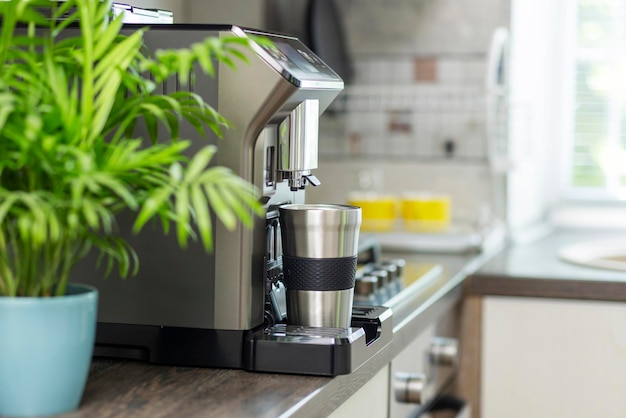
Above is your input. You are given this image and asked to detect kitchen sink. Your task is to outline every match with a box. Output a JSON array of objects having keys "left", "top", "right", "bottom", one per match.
[{"left": 559, "top": 238, "right": 626, "bottom": 272}]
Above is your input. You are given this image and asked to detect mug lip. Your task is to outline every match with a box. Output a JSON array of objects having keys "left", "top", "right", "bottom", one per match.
[{"left": 279, "top": 203, "right": 360, "bottom": 212}]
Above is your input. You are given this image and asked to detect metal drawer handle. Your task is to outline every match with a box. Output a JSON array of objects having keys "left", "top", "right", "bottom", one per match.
[
  {"left": 393, "top": 372, "right": 426, "bottom": 404},
  {"left": 429, "top": 337, "right": 459, "bottom": 367},
  {"left": 394, "top": 337, "right": 460, "bottom": 405}
]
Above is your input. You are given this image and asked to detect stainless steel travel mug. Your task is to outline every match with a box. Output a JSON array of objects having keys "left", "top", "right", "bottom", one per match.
[{"left": 279, "top": 204, "right": 361, "bottom": 328}]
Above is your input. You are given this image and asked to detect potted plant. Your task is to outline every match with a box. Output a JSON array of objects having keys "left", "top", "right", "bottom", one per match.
[{"left": 0, "top": 0, "right": 263, "bottom": 416}]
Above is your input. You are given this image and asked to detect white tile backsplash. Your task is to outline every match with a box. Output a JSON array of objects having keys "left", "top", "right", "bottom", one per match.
[
  {"left": 325, "top": 85, "right": 490, "bottom": 161},
  {"left": 437, "top": 57, "right": 487, "bottom": 84},
  {"left": 314, "top": 0, "right": 509, "bottom": 225},
  {"left": 338, "top": 0, "right": 509, "bottom": 56}
]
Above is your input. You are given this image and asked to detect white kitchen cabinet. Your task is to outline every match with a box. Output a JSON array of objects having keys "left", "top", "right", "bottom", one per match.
[
  {"left": 481, "top": 296, "right": 626, "bottom": 418},
  {"left": 389, "top": 324, "right": 436, "bottom": 418},
  {"left": 328, "top": 365, "right": 390, "bottom": 418}
]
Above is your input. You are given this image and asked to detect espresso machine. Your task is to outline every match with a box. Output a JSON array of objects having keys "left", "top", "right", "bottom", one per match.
[{"left": 74, "top": 25, "right": 392, "bottom": 376}]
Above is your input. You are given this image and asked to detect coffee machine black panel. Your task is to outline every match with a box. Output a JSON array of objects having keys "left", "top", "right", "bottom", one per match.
[{"left": 245, "top": 306, "right": 392, "bottom": 376}]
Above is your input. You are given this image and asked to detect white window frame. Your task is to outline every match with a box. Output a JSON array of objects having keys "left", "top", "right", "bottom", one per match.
[
  {"left": 551, "top": 0, "right": 626, "bottom": 228},
  {"left": 560, "top": 0, "right": 626, "bottom": 202}
]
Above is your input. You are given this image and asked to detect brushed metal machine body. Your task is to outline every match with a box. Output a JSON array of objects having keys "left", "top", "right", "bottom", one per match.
[{"left": 75, "top": 24, "right": 392, "bottom": 375}]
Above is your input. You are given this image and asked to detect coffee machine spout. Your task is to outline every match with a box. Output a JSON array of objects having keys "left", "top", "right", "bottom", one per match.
[
  {"left": 278, "top": 99, "right": 320, "bottom": 190},
  {"left": 286, "top": 172, "right": 321, "bottom": 191},
  {"left": 303, "top": 174, "right": 321, "bottom": 187}
]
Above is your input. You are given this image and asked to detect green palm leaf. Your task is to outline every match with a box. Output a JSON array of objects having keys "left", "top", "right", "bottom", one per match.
[{"left": 0, "top": 0, "right": 265, "bottom": 297}]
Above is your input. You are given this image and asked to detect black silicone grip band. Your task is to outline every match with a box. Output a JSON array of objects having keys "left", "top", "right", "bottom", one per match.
[{"left": 282, "top": 255, "right": 357, "bottom": 291}]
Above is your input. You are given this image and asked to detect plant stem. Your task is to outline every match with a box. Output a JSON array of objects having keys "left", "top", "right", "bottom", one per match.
[
  {"left": 56, "top": 238, "right": 79, "bottom": 297},
  {"left": 0, "top": 245, "right": 15, "bottom": 296},
  {"left": 78, "top": 0, "right": 95, "bottom": 147},
  {"left": 7, "top": 225, "right": 21, "bottom": 296}
]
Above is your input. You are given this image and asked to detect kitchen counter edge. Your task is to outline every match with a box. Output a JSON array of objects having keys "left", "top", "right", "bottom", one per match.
[{"left": 467, "top": 228, "right": 626, "bottom": 302}]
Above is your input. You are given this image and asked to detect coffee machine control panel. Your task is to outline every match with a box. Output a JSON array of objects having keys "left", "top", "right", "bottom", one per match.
[{"left": 247, "top": 30, "right": 343, "bottom": 87}]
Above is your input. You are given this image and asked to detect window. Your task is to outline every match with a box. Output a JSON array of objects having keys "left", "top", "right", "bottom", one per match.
[{"left": 566, "top": 0, "right": 626, "bottom": 200}]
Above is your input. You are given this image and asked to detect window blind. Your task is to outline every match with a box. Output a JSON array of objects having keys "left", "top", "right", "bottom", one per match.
[{"left": 570, "top": 0, "right": 626, "bottom": 199}]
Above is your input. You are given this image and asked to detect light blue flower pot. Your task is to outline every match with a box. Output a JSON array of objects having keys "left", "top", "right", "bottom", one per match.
[{"left": 0, "top": 284, "right": 98, "bottom": 417}]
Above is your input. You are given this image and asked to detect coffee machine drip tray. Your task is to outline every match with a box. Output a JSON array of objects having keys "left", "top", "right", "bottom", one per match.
[{"left": 244, "top": 306, "right": 392, "bottom": 376}]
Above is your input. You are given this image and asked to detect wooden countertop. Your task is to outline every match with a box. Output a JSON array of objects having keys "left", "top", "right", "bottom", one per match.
[
  {"left": 64, "top": 356, "right": 395, "bottom": 418},
  {"left": 66, "top": 360, "right": 330, "bottom": 418},
  {"left": 467, "top": 228, "right": 626, "bottom": 301},
  {"left": 57, "top": 249, "right": 486, "bottom": 418}
]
